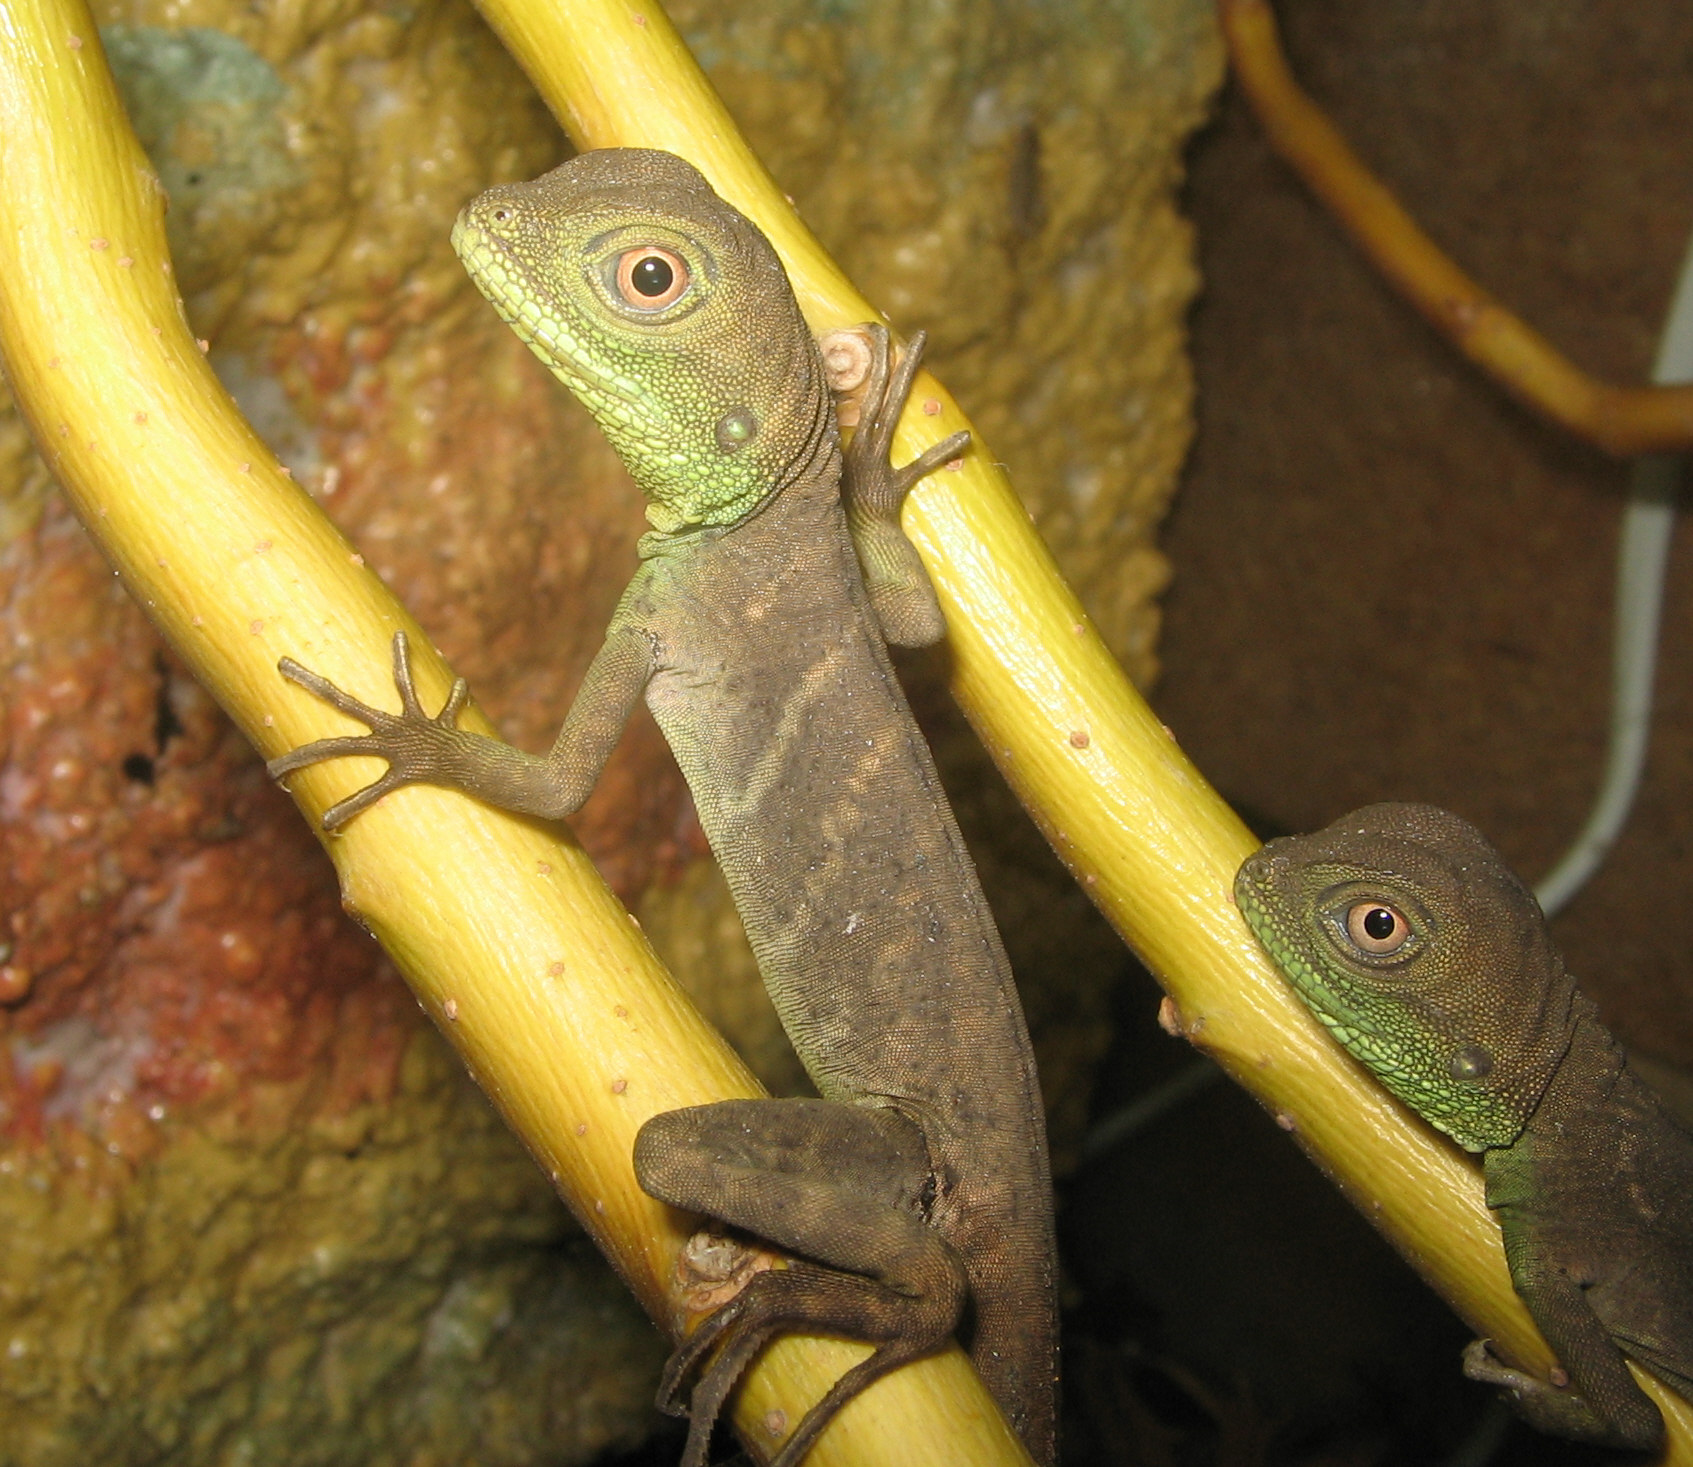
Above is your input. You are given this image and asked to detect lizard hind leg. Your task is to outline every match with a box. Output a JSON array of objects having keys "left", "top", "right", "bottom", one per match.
[{"left": 634, "top": 1098, "right": 970, "bottom": 1467}]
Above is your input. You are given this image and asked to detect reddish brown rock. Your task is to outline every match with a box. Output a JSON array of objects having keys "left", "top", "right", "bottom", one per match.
[{"left": 0, "top": 0, "right": 1219, "bottom": 1457}]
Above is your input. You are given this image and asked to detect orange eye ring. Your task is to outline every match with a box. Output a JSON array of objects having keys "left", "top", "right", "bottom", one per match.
[
  {"left": 614, "top": 247, "right": 690, "bottom": 309},
  {"left": 1344, "top": 900, "right": 1411, "bottom": 955}
]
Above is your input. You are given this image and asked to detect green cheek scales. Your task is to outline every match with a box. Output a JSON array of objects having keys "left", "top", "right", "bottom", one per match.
[
  {"left": 451, "top": 201, "right": 795, "bottom": 532},
  {"left": 1234, "top": 808, "right": 1693, "bottom": 1451},
  {"left": 456, "top": 226, "right": 658, "bottom": 415},
  {"left": 1236, "top": 874, "right": 1519, "bottom": 1150}
]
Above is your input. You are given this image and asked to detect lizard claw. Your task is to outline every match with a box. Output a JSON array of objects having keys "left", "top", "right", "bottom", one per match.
[
  {"left": 387, "top": 627, "right": 469, "bottom": 724},
  {"left": 657, "top": 1263, "right": 938, "bottom": 1467},
  {"left": 656, "top": 1289, "right": 784, "bottom": 1467},
  {"left": 842, "top": 326, "right": 971, "bottom": 508},
  {"left": 654, "top": 1285, "right": 760, "bottom": 1420},
  {"left": 889, "top": 427, "right": 971, "bottom": 494},
  {"left": 318, "top": 765, "right": 414, "bottom": 831},
  {"left": 274, "top": 655, "right": 395, "bottom": 733},
  {"left": 837, "top": 325, "right": 965, "bottom": 649},
  {"left": 267, "top": 631, "right": 476, "bottom": 830}
]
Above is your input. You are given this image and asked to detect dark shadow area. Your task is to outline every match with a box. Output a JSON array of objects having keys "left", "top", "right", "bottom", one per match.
[
  {"left": 1068, "top": 2, "right": 1693, "bottom": 1463},
  {"left": 1159, "top": 0, "right": 1693, "bottom": 1068}
]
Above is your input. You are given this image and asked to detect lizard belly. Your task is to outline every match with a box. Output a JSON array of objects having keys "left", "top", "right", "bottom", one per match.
[
  {"left": 638, "top": 511, "right": 1056, "bottom": 1451},
  {"left": 646, "top": 582, "right": 1028, "bottom": 1126}
]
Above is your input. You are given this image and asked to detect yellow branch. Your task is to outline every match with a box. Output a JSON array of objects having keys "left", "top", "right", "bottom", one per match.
[
  {"left": 1220, "top": 0, "right": 1693, "bottom": 457},
  {"left": 469, "top": 0, "right": 1693, "bottom": 1450},
  {"left": 0, "top": 1, "right": 1028, "bottom": 1463}
]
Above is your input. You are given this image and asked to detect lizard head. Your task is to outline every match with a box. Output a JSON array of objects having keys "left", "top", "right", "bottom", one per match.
[
  {"left": 1234, "top": 802, "right": 1576, "bottom": 1152},
  {"left": 451, "top": 148, "right": 832, "bottom": 535}
]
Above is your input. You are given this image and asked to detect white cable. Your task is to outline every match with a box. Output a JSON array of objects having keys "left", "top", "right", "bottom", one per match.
[
  {"left": 1083, "top": 228, "right": 1693, "bottom": 1166},
  {"left": 1534, "top": 232, "right": 1693, "bottom": 917}
]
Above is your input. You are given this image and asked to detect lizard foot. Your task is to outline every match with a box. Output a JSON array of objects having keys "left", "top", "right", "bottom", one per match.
[
  {"left": 842, "top": 324, "right": 970, "bottom": 512},
  {"left": 839, "top": 323, "right": 970, "bottom": 649},
  {"left": 268, "top": 631, "right": 473, "bottom": 829},
  {"left": 1462, "top": 1338, "right": 1662, "bottom": 1450},
  {"left": 658, "top": 1259, "right": 959, "bottom": 1467}
]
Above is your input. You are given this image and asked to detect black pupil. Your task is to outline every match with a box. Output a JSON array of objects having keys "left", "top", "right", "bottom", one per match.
[
  {"left": 632, "top": 255, "right": 674, "bottom": 297},
  {"left": 1363, "top": 907, "right": 1397, "bottom": 941}
]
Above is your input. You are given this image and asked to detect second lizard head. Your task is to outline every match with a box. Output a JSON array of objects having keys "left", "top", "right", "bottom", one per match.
[
  {"left": 1235, "top": 802, "right": 1578, "bottom": 1152},
  {"left": 451, "top": 148, "right": 832, "bottom": 535}
]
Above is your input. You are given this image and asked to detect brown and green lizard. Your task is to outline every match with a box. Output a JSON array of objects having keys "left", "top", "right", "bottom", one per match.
[
  {"left": 266, "top": 148, "right": 1056, "bottom": 1467},
  {"left": 1236, "top": 802, "right": 1693, "bottom": 1450}
]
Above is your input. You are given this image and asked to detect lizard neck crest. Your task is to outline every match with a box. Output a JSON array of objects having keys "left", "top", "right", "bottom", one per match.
[
  {"left": 1236, "top": 802, "right": 1577, "bottom": 1152},
  {"left": 451, "top": 148, "right": 835, "bottom": 533}
]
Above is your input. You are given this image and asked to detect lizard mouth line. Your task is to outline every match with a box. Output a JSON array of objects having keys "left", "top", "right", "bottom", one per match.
[
  {"left": 451, "top": 219, "right": 649, "bottom": 414},
  {"left": 1236, "top": 882, "right": 1380, "bottom": 1036}
]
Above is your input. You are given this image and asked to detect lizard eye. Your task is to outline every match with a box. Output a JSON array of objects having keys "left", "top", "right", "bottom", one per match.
[
  {"left": 614, "top": 247, "right": 690, "bottom": 309},
  {"left": 1345, "top": 900, "right": 1411, "bottom": 955}
]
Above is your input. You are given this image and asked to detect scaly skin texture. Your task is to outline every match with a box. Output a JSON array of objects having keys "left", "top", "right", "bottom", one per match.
[
  {"left": 1236, "top": 802, "right": 1693, "bottom": 1450},
  {"left": 267, "top": 149, "right": 1055, "bottom": 1467}
]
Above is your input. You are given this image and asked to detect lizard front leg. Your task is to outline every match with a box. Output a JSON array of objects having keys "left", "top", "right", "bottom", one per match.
[
  {"left": 838, "top": 324, "right": 970, "bottom": 649},
  {"left": 1469, "top": 1159, "right": 1666, "bottom": 1450},
  {"left": 269, "top": 626, "right": 654, "bottom": 828},
  {"left": 634, "top": 1098, "right": 969, "bottom": 1467},
  {"left": 1462, "top": 1319, "right": 1664, "bottom": 1451}
]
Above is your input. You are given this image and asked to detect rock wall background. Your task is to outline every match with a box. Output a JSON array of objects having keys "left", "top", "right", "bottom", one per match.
[{"left": 0, "top": 0, "right": 1219, "bottom": 1460}]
